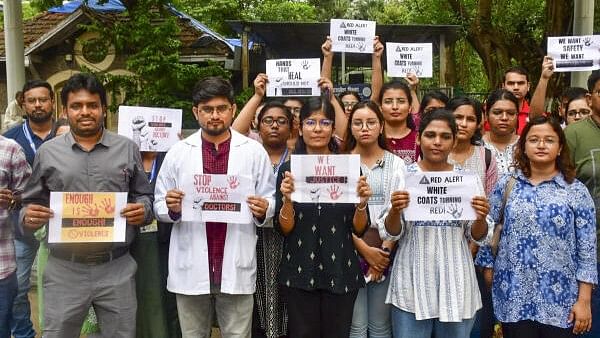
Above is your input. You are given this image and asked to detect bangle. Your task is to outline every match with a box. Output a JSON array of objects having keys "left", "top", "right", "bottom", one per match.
[{"left": 356, "top": 203, "right": 367, "bottom": 211}]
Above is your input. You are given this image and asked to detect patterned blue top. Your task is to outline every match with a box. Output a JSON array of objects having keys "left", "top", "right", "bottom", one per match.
[{"left": 475, "top": 170, "right": 597, "bottom": 328}]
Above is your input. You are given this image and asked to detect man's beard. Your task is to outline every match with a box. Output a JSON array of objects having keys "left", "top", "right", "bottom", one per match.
[
  {"left": 28, "top": 109, "right": 53, "bottom": 123},
  {"left": 199, "top": 121, "right": 229, "bottom": 136}
]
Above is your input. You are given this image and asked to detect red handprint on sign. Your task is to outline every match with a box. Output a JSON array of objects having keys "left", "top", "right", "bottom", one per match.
[
  {"left": 100, "top": 198, "right": 115, "bottom": 214},
  {"left": 228, "top": 176, "right": 240, "bottom": 189},
  {"left": 327, "top": 185, "right": 343, "bottom": 200},
  {"left": 81, "top": 203, "right": 100, "bottom": 217}
]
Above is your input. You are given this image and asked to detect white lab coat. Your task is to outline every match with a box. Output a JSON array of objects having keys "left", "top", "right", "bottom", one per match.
[{"left": 154, "top": 129, "right": 275, "bottom": 295}]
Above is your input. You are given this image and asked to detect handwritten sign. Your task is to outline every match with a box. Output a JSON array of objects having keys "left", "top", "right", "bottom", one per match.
[
  {"left": 403, "top": 172, "right": 479, "bottom": 221},
  {"left": 181, "top": 174, "right": 254, "bottom": 223},
  {"left": 118, "top": 106, "right": 182, "bottom": 152},
  {"left": 330, "top": 19, "right": 376, "bottom": 54},
  {"left": 386, "top": 43, "right": 433, "bottom": 78},
  {"left": 48, "top": 192, "right": 128, "bottom": 243},
  {"left": 548, "top": 35, "right": 600, "bottom": 72},
  {"left": 291, "top": 154, "right": 360, "bottom": 204},
  {"left": 266, "top": 58, "right": 321, "bottom": 97}
]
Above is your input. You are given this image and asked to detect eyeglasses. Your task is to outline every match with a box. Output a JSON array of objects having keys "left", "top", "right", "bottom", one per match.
[
  {"left": 382, "top": 98, "right": 407, "bottom": 105},
  {"left": 489, "top": 109, "right": 518, "bottom": 118},
  {"left": 303, "top": 118, "right": 333, "bottom": 130},
  {"left": 342, "top": 101, "right": 358, "bottom": 109},
  {"left": 526, "top": 137, "right": 557, "bottom": 146},
  {"left": 25, "top": 97, "right": 51, "bottom": 105},
  {"left": 197, "top": 104, "right": 231, "bottom": 115},
  {"left": 351, "top": 119, "right": 379, "bottom": 130},
  {"left": 566, "top": 109, "right": 591, "bottom": 118},
  {"left": 261, "top": 116, "right": 289, "bottom": 126}
]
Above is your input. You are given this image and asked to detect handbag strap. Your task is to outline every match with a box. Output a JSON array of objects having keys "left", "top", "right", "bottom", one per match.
[{"left": 497, "top": 176, "right": 517, "bottom": 226}]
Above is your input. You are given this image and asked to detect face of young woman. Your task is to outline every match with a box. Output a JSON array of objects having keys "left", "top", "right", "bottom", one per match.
[
  {"left": 524, "top": 123, "right": 562, "bottom": 167},
  {"left": 565, "top": 98, "right": 591, "bottom": 125},
  {"left": 380, "top": 88, "right": 411, "bottom": 126},
  {"left": 300, "top": 111, "right": 334, "bottom": 154},
  {"left": 341, "top": 94, "right": 359, "bottom": 117},
  {"left": 350, "top": 107, "right": 383, "bottom": 147},
  {"left": 423, "top": 98, "right": 446, "bottom": 115},
  {"left": 417, "top": 119, "right": 456, "bottom": 164},
  {"left": 487, "top": 99, "right": 518, "bottom": 137},
  {"left": 453, "top": 104, "right": 478, "bottom": 143}
]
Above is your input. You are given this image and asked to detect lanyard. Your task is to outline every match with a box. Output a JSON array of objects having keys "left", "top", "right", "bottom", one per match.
[
  {"left": 22, "top": 123, "right": 37, "bottom": 154},
  {"left": 273, "top": 148, "right": 289, "bottom": 174},
  {"left": 148, "top": 157, "right": 158, "bottom": 183}
]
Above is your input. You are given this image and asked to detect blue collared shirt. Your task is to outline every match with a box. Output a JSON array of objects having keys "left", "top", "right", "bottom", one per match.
[
  {"left": 3, "top": 120, "right": 55, "bottom": 166},
  {"left": 476, "top": 170, "right": 597, "bottom": 328}
]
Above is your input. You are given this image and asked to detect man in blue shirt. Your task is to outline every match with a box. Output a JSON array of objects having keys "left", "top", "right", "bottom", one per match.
[{"left": 3, "top": 80, "right": 56, "bottom": 338}]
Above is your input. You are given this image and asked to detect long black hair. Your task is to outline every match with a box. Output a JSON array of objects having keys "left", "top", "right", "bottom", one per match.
[
  {"left": 378, "top": 80, "right": 416, "bottom": 130},
  {"left": 294, "top": 94, "right": 338, "bottom": 154}
]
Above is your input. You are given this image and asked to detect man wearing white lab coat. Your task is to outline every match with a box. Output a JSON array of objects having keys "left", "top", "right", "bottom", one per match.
[{"left": 154, "top": 77, "right": 275, "bottom": 338}]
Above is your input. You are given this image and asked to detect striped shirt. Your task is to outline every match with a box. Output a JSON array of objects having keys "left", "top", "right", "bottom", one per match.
[
  {"left": 378, "top": 163, "right": 490, "bottom": 322},
  {"left": 0, "top": 135, "right": 31, "bottom": 279}
]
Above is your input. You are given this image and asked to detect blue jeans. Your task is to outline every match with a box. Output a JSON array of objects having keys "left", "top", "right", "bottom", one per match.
[
  {"left": 11, "top": 238, "right": 38, "bottom": 338},
  {"left": 582, "top": 263, "right": 600, "bottom": 338},
  {"left": 392, "top": 306, "right": 475, "bottom": 338},
  {"left": 0, "top": 272, "right": 18, "bottom": 338},
  {"left": 350, "top": 278, "right": 392, "bottom": 338}
]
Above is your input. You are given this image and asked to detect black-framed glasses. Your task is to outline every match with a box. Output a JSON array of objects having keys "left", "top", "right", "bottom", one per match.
[
  {"left": 342, "top": 101, "right": 358, "bottom": 109},
  {"left": 25, "top": 97, "right": 51, "bottom": 105},
  {"left": 261, "top": 116, "right": 289, "bottom": 126},
  {"left": 198, "top": 104, "right": 231, "bottom": 115},
  {"left": 303, "top": 118, "right": 333, "bottom": 130},
  {"left": 566, "top": 109, "right": 591, "bottom": 118},
  {"left": 351, "top": 119, "right": 379, "bottom": 130}
]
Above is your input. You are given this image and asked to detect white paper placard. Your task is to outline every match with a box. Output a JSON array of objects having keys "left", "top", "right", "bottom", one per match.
[
  {"left": 48, "top": 191, "right": 128, "bottom": 243},
  {"left": 266, "top": 58, "right": 321, "bottom": 97},
  {"left": 548, "top": 35, "right": 600, "bottom": 72},
  {"left": 181, "top": 174, "right": 254, "bottom": 223},
  {"left": 118, "top": 105, "right": 182, "bottom": 152},
  {"left": 330, "top": 19, "right": 376, "bottom": 54},
  {"left": 386, "top": 42, "right": 433, "bottom": 78},
  {"left": 291, "top": 154, "right": 360, "bottom": 204},
  {"left": 403, "top": 172, "right": 479, "bottom": 221}
]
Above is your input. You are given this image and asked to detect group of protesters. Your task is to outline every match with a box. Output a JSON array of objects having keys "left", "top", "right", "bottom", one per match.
[{"left": 0, "top": 35, "right": 598, "bottom": 338}]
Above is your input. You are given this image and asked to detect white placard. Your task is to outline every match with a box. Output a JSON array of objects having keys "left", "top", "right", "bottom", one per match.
[
  {"left": 118, "top": 105, "right": 182, "bottom": 152},
  {"left": 291, "top": 154, "right": 361, "bottom": 204},
  {"left": 48, "top": 192, "right": 128, "bottom": 243},
  {"left": 330, "top": 19, "right": 376, "bottom": 54},
  {"left": 386, "top": 43, "right": 433, "bottom": 78},
  {"left": 403, "top": 172, "right": 479, "bottom": 221},
  {"left": 266, "top": 58, "right": 321, "bottom": 97},
  {"left": 548, "top": 35, "right": 600, "bottom": 72},
  {"left": 181, "top": 174, "right": 254, "bottom": 223}
]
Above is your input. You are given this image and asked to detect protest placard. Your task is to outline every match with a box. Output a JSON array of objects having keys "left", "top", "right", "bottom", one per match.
[
  {"left": 118, "top": 105, "right": 182, "bottom": 152},
  {"left": 403, "top": 172, "right": 479, "bottom": 221},
  {"left": 386, "top": 42, "right": 433, "bottom": 78},
  {"left": 266, "top": 58, "right": 321, "bottom": 97},
  {"left": 291, "top": 154, "right": 360, "bottom": 204},
  {"left": 48, "top": 192, "right": 128, "bottom": 243},
  {"left": 547, "top": 35, "right": 600, "bottom": 72},
  {"left": 181, "top": 174, "right": 254, "bottom": 223},
  {"left": 330, "top": 19, "right": 376, "bottom": 54}
]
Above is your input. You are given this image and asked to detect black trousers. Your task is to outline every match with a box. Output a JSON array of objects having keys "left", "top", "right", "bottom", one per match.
[
  {"left": 502, "top": 320, "right": 575, "bottom": 338},
  {"left": 283, "top": 286, "right": 358, "bottom": 338}
]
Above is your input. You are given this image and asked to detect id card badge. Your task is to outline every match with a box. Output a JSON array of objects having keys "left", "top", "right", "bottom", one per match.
[{"left": 140, "top": 219, "right": 158, "bottom": 233}]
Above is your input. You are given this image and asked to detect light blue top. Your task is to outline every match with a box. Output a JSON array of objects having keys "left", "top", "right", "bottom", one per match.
[{"left": 476, "top": 170, "right": 597, "bottom": 328}]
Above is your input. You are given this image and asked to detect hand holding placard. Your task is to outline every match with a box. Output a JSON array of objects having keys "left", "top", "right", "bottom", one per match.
[
  {"left": 356, "top": 176, "right": 372, "bottom": 207},
  {"left": 280, "top": 171, "right": 295, "bottom": 201},
  {"left": 166, "top": 189, "right": 185, "bottom": 213},
  {"left": 470, "top": 196, "right": 490, "bottom": 221}
]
